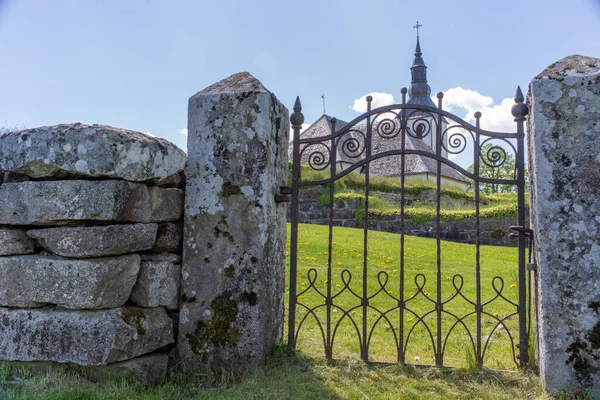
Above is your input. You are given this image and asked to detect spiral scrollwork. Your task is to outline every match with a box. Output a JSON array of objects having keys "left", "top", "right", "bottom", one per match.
[
  {"left": 374, "top": 114, "right": 401, "bottom": 139},
  {"left": 300, "top": 143, "right": 331, "bottom": 171},
  {"left": 480, "top": 144, "right": 507, "bottom": 169},
  {"left": 406, "top": 117, "right": 432, "bottom": 140},
  {"left": 338, "top": 130, "right": 366, "bottom": 160},
  {"left": 441, "top": 125, "right": 470, "bottom": 155}
]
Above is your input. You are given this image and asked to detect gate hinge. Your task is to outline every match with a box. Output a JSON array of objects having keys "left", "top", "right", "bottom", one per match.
[
  {"left": 527, "top": 263, "right": 537, "bottom": 272},
  {"left": 509, "top": 225, "right": 533, "bottom": 239},
  {"left": 275, "top": 186, "right": 292, "bottom": 203}
]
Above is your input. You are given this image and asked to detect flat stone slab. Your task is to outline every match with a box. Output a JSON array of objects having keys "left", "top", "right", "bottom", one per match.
[
  {"left": 130, "top": 259, "right": 180, "bottom": 310},
  {"left": 27, "top": 224, "right": 158, "bottom": 258},
  {"left": 0, "top": 180, "right": 150, "bottom": 225},
  {"left": 0, "top": 254, "right": 140, "bottom": 309},
  {"left": 0, "top": 123, "right": 186, "bottom": 181},
  {"left": 0, "top": 229, "right": 35, "bottom": 256},
  {"left": 0, "top": 307, "right": 173, "bottom": 365},
  {"left": 0, "top": 180, "right": 179, "bottom": 225}
]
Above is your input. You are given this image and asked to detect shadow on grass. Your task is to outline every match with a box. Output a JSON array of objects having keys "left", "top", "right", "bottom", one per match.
[{"left": 0, "top": 345, "right": 555, "bottom": 400}]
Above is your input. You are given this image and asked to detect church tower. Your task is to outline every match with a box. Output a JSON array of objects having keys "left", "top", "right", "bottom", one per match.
[{"left": 406, "top": 30, "right": 448, "bottom": 158}]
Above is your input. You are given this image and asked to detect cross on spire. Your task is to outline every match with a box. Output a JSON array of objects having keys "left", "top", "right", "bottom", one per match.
[{"left": 413, "top": 21, "right": 422, "bottom": 37}]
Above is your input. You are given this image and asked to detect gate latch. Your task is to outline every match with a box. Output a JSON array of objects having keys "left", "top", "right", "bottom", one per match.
[
  {"left": 527, "top": 263, "right": 537, "bottom": 272},
  {"left": 508, "top": 225, "right": 533, "bottom": 239},
  {"left": 275, "top": 186, "right": 292, "bottom": 203}
]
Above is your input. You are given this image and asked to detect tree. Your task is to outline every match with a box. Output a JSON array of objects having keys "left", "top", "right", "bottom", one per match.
[{"left": 467, "top": 143, "right": 526, "bottom": 194}]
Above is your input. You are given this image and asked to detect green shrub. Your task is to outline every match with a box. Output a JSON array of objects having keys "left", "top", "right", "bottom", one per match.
[{"left": 357, "top": 204, "right": 519, "bottom": 224}]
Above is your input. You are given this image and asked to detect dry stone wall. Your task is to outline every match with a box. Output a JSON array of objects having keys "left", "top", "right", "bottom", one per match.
[
  {"left": 0, "top": 124, "right": 186, "bottom": 385},
  {"left": 0, "top": 74, "right": 290, "bottom": 382}
]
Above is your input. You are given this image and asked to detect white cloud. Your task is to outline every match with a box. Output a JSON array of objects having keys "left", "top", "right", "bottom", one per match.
[
  {"left": 352, "top": 92, "right": 395, "bottom": 113},
  {"left": 144, "top": 131, "right": 155, "bottom": 138},
  {"left": 437, "top": 87, "right": 515, "bottom": 132},
  {"left": 179, "top": 128, "right": 188, "bottom": 136}
]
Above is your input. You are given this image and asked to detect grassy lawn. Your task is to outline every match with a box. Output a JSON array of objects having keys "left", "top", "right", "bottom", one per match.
[
  {"left": 0, "top": 347, "right": 548, "bottom": 400},
  {"left": 288, "top": 223, "right": 527, "bottom": 370},
  {"left": 0, "top": 223, "right": 554, "bottom": 399}
]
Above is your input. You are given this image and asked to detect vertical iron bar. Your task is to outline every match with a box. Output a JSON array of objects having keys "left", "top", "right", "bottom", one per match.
[
  {"left": 474, "top": 112, "right": 482, "bottom": 365},
  {"left": 512, "top": 86, "right": 529, "bottom": 368},
  {"left": 288, "top": 97, "right": 304, "bottom": 347},
  {"left": 326, "top": 118, "right": 337, "bottom": 359},
  {"left": 399, "top": 88, "right": 407, "bottom": 363},
  {"left": 361, "top": 97, "right": 373, "bottom": 361},
  {"left": 435, "top": 93, "right": 444, "bottom": 366}
]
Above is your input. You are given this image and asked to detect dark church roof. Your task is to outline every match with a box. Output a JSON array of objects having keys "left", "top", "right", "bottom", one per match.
[{"left": 290, "top": 117, "right": 467, "bottom": 183}]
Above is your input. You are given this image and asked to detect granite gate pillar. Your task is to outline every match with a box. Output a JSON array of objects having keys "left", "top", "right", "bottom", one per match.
[
  {"left": 178, "top": 72, "right": 289, "bottom": 372},
  {"left": 528, "top": 55, "right": 600, "bottom": 392}
]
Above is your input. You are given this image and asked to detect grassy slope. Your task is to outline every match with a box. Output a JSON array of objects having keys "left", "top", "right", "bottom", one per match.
[{"left": 0, "top": 224, "right": 554, "bottom": 399}]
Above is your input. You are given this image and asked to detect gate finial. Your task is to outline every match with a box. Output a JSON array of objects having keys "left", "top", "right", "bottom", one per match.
[
  {"left": 511, "top": 86, "right": 528, "bottom": 121},
  {"left": 291, "top": 96, "right": 305, "bottom": 128}
]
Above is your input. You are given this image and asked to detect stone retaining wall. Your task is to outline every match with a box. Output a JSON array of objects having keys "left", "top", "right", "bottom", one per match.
[
  {"left": 293, "top": 188, "right": 518, "bottom": 246},
  {"left": 0, "top": 123, "right": 186, "bottom": 385}
]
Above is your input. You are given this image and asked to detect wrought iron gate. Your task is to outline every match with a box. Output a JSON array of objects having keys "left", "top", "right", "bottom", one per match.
[{"left": 287, "top": 87, "right": 531, "bottom": 369}]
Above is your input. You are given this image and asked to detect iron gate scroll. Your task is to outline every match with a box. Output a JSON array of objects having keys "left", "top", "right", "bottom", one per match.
[{"left": 287, "top": 87, "right": 530, "bottom": 369}]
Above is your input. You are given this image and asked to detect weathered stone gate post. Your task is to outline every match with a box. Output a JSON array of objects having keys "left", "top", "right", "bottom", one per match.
[
  {"left": 178, "top": 72, "right": 289, "bottom": 372},
  {"left": 528, "top": 55, "right": 600, "bottom": 392}
]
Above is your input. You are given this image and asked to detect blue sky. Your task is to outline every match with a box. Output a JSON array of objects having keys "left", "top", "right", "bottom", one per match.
[{"left": 1, "top": 0, "right": 599, "bottom": 166}]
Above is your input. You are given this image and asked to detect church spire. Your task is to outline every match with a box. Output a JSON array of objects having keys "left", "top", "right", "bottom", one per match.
[{"left": 408, "top": 22, "right": 432, "bottom": 100}]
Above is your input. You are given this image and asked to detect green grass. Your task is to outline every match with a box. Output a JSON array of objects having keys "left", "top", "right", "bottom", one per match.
[
  {"left": 287, "top": 224, "right": 525, "bottom": 370},
  {"left": 0, "top": 346, "right": 551, "bottom": 399},
  {"left": 0, "top": 224, "right": 556, "bottom": 399}
]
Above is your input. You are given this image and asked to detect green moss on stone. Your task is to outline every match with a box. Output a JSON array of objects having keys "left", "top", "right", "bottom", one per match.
[
  {"left": 186, "top": 296, "right": 241, "bottom": 355},
  {"left": 121, "top": 308, "right": 146, "bottom": 336},
  {"left": 224, "top": 264, "right": 235, "bottom": 277},
  {"left": 222, "top": 181, "right": 241, "bottom": 197},
  {"left": 213, "top": 226, "right": 234, "bottom": 243}
]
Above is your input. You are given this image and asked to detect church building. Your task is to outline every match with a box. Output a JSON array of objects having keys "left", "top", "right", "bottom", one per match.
[{"left": 290, "top": 36, "right": 469, "bottom": 191}]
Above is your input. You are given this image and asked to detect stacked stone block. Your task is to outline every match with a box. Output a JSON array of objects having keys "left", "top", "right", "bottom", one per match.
[{"left": 0, "top": 123, "right": 186, "bottom": 385}]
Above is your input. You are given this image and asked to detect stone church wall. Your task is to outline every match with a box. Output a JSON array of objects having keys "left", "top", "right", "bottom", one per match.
[{"left": 0, "top": 123, "right": 186, "bottom": 385}]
